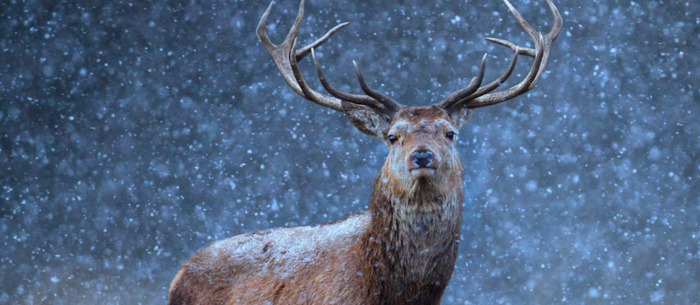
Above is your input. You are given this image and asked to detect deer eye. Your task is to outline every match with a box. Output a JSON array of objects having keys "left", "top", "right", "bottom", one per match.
[
  {"left": 445, "top": 131, "right": 456, "bottom": 141},
  {"left": 388, "top": 135, "right": 398, "bottom": 144}
]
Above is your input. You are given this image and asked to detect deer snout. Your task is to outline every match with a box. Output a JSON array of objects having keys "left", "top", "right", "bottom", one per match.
[{"left": 411, "top": 149, "right": 434, "bottom": 169}]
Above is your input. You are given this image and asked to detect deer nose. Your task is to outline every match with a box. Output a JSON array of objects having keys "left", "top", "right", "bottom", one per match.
[{"left": 411, "top": 149, "right": 434, "bottom": 168}]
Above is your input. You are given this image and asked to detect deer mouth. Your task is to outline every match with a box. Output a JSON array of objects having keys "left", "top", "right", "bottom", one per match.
[{"left": 409, "top": 167, "right": 436, "bottom": 177}]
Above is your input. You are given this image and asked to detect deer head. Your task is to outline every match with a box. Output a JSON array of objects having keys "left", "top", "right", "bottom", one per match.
[{"left": 257, "top": 0, "right": 562, "bottom": 193}]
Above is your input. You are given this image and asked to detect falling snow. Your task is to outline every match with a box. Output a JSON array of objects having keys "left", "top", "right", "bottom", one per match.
[{"left": 1, "top": 0, "right": 699, "bottom": 304}]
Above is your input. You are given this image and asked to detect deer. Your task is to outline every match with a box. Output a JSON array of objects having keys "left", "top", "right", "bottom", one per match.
[{"left": 168, "top": 0, "right": 561, "bottom": 304}]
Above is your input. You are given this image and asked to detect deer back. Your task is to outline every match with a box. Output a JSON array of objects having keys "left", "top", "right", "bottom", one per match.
[{"left": 169, "top": 214, "right": 373, "bottom": 305}]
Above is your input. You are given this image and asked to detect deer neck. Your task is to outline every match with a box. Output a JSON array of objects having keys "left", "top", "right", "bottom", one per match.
[{"left": 359, "top": 165, "right": 464, "bottom": 304}]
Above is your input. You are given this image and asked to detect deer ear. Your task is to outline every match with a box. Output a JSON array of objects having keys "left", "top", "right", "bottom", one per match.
[
  {"left": 341, "top": 101, "right": 390, "bottom": 138},
  {"left": 448, "top": 108, "right": 474, "bottom": 129}
]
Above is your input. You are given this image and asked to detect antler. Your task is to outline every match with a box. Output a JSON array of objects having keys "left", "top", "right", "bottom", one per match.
[
  {"left": 258, "top": 0, "right": 560, "bottom": 116},
  {"left": 257, "top": 0, "right": 402, "bottom": 116},
  {"left": 440, "top": 0, "right": 562, "bottom": 111}
]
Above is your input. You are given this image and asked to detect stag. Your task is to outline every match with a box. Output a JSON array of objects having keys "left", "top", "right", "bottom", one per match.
[{"left": 169, "top": 0, "right": 561, "bottom": 304}]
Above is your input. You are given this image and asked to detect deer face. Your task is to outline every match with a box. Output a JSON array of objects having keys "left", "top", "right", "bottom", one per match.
[
  {"left": 383, "top": 106, "right": 463, "bottom": 185},
  {"left": 340, "top": 102, "right": 466, "bottom": 195}
]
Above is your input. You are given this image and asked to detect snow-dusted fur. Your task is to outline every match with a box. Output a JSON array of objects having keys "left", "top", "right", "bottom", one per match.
[
  {"left": 169, "top": 107, "right": 465, "bottom": 304},
  {"left": 169, "top": 214, "right": 372, "bottom": 304}
]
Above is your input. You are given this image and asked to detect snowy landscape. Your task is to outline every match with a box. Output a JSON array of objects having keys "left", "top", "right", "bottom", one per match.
[{"left": 1, "top": 0, "right": 699, "bottom": 304}]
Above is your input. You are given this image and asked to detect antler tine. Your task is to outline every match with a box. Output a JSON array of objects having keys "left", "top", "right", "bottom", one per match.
[
  {"left": 532, "top": 0, "right": 563, "bottom": 87},
  {"left": 296, "top": 22, "right": 349, "bottom": 61},
  {"left": 482, "top": 0, "right": 561, "bottom": 89},
  {"left": 544, "top": 0, "right": 563, "bottom": 42},
  {"left": 481, "top": 0, "right": 561, "bottom": 61},
  {"left": 442, "top": 0, "right": 557, "bottom": 112},
  {"left": 440, "top": 53, "right": 488, "bottom": 110},
  {"left": 353, "top": 61, "right": 402, "bottom": 114},
  {"left": 256, "top": 0, "right": 350, "bottom": 112},
  {"left": 284, "top": 0, "right": 305, "bottom": 44},
  {"left": 289, "top": 37, "right": 334, "bottom": 108},
  {"left": 469, "top": 35, "right": 544, "bottom": 108},
  {"left": 451, "top": 49, "right": 519, "bottom": 109},
  {"left": 485, "top": 37, "right": 535, "bottom": 57},
  {"left": 435, "top": 0, "right": 561, "bottom": 111},
  {"left": 311, "top": 49, "right": 387, "bottom": 113},
  {"left": 461, "top": 0, "right": 560, "bottom": 109},
  {"left": 256, "top": 1, "right": 276, "bottom": 47}
]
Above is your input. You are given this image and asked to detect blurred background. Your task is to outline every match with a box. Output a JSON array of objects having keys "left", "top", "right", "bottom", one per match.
[{"left": 1, "top": 0, "right": 698, "bottom": 304}]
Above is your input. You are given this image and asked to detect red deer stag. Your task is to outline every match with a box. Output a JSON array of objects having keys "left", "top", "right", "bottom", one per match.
[{"left": 169, "top": 0, "right": 561, "bottom": 304}]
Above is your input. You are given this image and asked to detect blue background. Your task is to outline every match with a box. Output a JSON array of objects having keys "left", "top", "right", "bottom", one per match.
[{"left": 2, "top": 0, "right": 698, "bottom": 304}]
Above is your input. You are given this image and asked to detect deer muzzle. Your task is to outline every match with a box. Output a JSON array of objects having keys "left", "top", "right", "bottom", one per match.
[{"left": 409, "top": 148, "right": 438, "bottom": 177}]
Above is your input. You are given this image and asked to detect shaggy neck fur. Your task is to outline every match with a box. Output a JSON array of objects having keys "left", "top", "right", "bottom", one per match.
[{"left": 359, "top": 162, "right": 464, "bottom": 304}]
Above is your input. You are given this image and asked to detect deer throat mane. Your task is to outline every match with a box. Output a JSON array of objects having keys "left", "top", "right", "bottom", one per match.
[
  {"left": 360, "top": 171, "right": 464, "bottom": 303},
  {"left": 374, "top": 164, "right": 464, "bottom": 211},
  {"left": 368, "top": 170, "right": 464, "bottom": 239}
]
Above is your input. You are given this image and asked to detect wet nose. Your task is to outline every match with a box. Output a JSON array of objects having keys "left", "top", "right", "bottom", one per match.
[{"left": 411, "top": 149, "right": 434, "bottom": 168}]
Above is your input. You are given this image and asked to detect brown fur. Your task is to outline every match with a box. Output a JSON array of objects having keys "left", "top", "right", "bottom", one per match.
[{"left": 169, "top": 107, "right": 466, "bottom": 305}]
